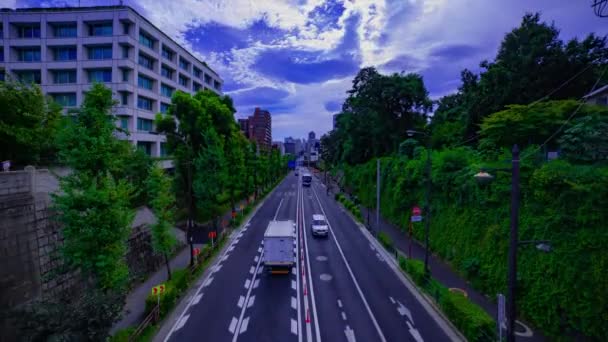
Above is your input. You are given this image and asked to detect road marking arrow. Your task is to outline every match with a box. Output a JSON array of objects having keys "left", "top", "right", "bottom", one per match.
[
  {"left": 407, "top": 321, "right": 424, "bottom": 342},
  {"left": 344, "top": 325, "right": 357, "bottom": 342},
  {"left": 397, "top": 301, "right": 414, "bottom": 324}
]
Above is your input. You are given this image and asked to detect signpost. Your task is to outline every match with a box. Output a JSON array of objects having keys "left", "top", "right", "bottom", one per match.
[
  {"left": 409, "top": 206, "right": 422, "bottom": 258},
  {"left": 208, "top": 231, "right": 217, "bottom": 248},
  {"left": 498, "top": 293, "right": 506, "bottom": 341},
  {"left": 151, "top": 284, "right": 166, "bottom": 310}
]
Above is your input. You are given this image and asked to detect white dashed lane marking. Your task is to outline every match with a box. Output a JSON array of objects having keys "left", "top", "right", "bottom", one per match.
[
  {"left": 229, "top": 317, "right": 238, "bottom": 334},
  {"left": 244, "top": 279, "right": 251, "bottom": 289},
  {"left": 175, "top": 314, "right": 190, "bottom": 331},
  {"left": 192, "top": 293, "right": 203, "bottom": 305},
  {"left": 237, "top": 296, "right": 245, "bottom": 308},
  {"left": 203, "top": 276, "right": 214, "bottom": 287}
]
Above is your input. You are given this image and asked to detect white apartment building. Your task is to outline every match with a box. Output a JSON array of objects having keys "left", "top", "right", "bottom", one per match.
[{"left": 0, "top": 5, "right": 223, "bottom": 158}]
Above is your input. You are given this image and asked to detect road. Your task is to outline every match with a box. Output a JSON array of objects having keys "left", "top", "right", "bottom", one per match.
[{"left": 159, "top": 171, "right": 459, "bottom": 342}]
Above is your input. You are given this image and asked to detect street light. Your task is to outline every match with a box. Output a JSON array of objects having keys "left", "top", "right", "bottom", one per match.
[
  {"left": 474, "top": 145, "right": 551, "bottom": 342},
  {"left": 406, "top": 129, "right": 432, "bottom": 274}
]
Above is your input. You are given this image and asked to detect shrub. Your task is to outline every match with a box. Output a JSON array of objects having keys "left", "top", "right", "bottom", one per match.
[
  {"left": 440, "top": 291, "right": 496, "bottom": 342},
  {"left": 402, "top": 258, "right": 426, "bottom": 286},
  {"left": 109, "top": 327, "right": 135, "bottom": 342},
  {"left": 378, "top": 231, "right": 393, "bottom": 250},
  {"left": 171, "top": 269, "right": 191, "bottom": 293}
]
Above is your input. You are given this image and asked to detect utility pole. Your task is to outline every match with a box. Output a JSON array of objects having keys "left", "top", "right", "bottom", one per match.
[
  {"left": 187, "top": 161, "right": 195, "bottom": 267},
  {"left": 507, "top": 145, "right": 520, "bottom": 342},
  {"left": 423, "top": 142, "right": 431, "bottom": 273},
  {"left": 376, "top": 158, "right": 380, "bottom": 234}
]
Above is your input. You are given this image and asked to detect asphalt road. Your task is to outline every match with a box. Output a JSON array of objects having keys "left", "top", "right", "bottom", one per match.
[{"left": 161, "top": 171, "right": 460, "bottom": 342}]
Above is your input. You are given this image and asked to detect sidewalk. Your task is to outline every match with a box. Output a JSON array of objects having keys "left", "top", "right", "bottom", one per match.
[{"left": 111, "top": 198, "right": 249, "bottom": 334}]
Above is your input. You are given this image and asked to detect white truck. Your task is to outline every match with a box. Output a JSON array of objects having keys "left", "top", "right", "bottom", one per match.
[{"left": 263, "top": 220, "right": 295, "bottom": 274}]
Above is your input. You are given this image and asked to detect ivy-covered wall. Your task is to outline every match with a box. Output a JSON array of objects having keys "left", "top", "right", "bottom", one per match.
[{"left": 342, "top": 147, "right": 608, "bottom": 340}]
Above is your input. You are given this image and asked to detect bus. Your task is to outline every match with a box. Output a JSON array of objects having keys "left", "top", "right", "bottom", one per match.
[{"left": 302, "top": 173, "right": 312, "bottom": 187}]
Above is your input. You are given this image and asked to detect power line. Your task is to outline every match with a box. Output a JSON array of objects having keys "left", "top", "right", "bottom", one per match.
[{"left": 521, "top": 64, "right": 608, "bottom": 161}]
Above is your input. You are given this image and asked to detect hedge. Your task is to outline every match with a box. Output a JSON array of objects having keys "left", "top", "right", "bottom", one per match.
[{"left": 378, "top": 231, "right": 393, "bottom": 250}]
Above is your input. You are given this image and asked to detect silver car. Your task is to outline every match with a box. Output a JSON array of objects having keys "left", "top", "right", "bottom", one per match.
[{"left": 311, "top": 214, "right": 328, "bottom": 237}]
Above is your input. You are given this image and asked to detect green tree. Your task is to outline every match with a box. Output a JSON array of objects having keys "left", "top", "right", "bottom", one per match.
[
  {"left": 225, "top": 131, "right": 247, "bottom": 214},
  {"left": 559, "top": 110, "right": 608, "bottom": 163},
  {"left": 147, "top": 164, "right": 177, "bottom": 280},
  {"left": 193, "top": 127, "right": 227, "bottom": 232},
  {"left": 0, "top": 80, "right": 61, "bottom": 165}
]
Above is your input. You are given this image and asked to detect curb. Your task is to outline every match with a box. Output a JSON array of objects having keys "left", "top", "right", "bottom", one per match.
[
  {"left": 152, "top": 181, "right": 284, "bottom": 342},
  {"left": 336, "top": 200, "right": 467, "bottom": 342}
]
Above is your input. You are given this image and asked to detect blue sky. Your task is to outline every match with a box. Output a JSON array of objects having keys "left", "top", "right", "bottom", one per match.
[{"left": 10, "top": 0, "right": 608, "bottom": 141}]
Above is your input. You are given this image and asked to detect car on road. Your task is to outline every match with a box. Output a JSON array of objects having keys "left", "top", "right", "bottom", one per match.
[
  {"left": 311, "top": 214, "right": 328, "bottom": 237},
  {"left": 302, "top": 173, "right": 312, "bottom": 187}
]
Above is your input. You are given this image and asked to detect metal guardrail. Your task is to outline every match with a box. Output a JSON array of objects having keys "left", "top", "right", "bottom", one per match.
[{"left": 130, "top": 304, "right": 159, "bottom": 341}]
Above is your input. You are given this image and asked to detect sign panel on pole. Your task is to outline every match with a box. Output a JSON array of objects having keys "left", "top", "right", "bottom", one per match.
[{"left": 411, "top": 215, "right": 422, "bottom": 222}]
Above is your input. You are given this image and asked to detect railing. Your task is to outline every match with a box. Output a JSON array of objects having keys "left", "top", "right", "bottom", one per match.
[{"left": 129, "top": 303, "right": 159, "bottom": 341}]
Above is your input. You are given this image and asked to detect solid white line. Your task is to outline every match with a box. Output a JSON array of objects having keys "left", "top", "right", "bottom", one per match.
[
  {"left": 295, "top": 183, "right": 303, "bottom": 342},
  {"left": 337, "top": 299, "right": 343, "bottom": 308},
  {"left": 229, "top": 317, "right": 238, "bottom": 334},
  {"left": 174, "top": 314, "right": 190, "bottom": 331},
  {"left": 301, "top": 184, "right": 321, "bottom": 342},
  {"left": 291, "top": 318, "right": 298, "bottom": 335},
  {"left": 311, "top": 186, "right": 387, "bottom": 342},
  {"left": 274, "top": 198, "right": 284, "bottom": 220}
]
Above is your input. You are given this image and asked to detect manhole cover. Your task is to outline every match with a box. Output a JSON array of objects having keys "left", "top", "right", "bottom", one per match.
[
  {"left": 320, "top": 274, "right": 333, "bottom": 281},
  {"left": 316, "top": 255, "right": 328, "bottom": 261}
]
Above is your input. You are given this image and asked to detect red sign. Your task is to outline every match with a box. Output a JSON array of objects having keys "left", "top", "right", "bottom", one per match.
[
  {"left": 412, "top": 206, "right": 422, "bottom": 216},
  {"left": 193, "top": 247, "right": 201, "bottom": 256},
  {"left": 208, "top": 231, "right": 217, "bottom": 239},
  {"left": 152, "top": 284, "right": 166, "bottom": 295}
]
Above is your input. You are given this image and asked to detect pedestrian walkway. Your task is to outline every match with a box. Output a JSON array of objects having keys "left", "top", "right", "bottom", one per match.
[{"left": 111, "top": 199, "right": 249, "bottom": 334}]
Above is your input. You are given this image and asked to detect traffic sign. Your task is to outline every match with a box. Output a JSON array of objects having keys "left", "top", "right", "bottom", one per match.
[
  {"left": 412, "top": 206, "right": 422, "bottom": 216},
  {"left": 411, "top": 215, "right": 422, "bottom": 222},
  {"left": 208, "top": 231, "right": 217, "bottom": 239},
  {"left": 152, "top": 284, "right": 166, "bottom": 295},
  {"left": 193, "top": 247, "right": 201, "bottom": 256}
]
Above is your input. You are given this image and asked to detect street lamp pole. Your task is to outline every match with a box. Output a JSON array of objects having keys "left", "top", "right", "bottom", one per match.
[{"left": 507, "top": 144, "right": 520, "bottom": 342}]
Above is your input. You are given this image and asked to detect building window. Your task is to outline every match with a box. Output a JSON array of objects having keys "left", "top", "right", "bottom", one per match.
[
  {"left": 121, "top": 92, "right": 129, "bottom": 106},
  {"left": 139, "top": 31, "right": 154, "bottom": 49},
  {"left": 137, "top": 142, "right": 152, "bottom": 156},
  {"left": 122, "top": 69, "right": 129, "bottom": 82},
  {"left": 137, "top": 118, "right": 153, "bottom": 131},
  {"left": 88, "top": 45, "right": 112, "bottom": 60},
  {"left": 162, "top": 46, "right": 174, "bottom": 61},
  {"left": 119, "top": 116, "right": 129, "bottom": 130},
  {"left": 53, "top": 70, "right": 77, "bottom": 84},
  {"left": 138, "top": 54, "right": 154, "bottom": 70},
  {"left": 122, "top": 22, "right": 130, "bottom": 35},
  {"left": 179, "top": 75, "right": 188, "bottom": 87},
  {"left": 122, "top": 45, "right": 129, "bottom": 58},
  {"left": 16, "top": 70, "right": 41, "bottom": 84},
  {"left": 53, "top": 46, "right": 77, "bottom": 61},
  {"left": 160, "top": 142, "right": 168, "bottom": 156},
  {"left": 51, "top": 93, "right": 77, "bottom": 107},
  {"left": 179, "top": 58, "right": 189, "bottom": 71},
  {"left": 161, "top": 65, "right": 173, "bottom": 79},
  {"left": 204, "top": 73, "right": 212, "bottom": 84},
  {"left": 160, "top": 102, "right": 170, "bottom": 114},
  {"left": 161, "top": 84, "right": 174, "bottom": 98},
  {"left": 138, "top": 74, "right": 153, "bottom": 90},
  {"left": 0, "top": 47, "right": 3, "bottom": 62},
  {"left": 89, "top": 22, "right": 113, "bottom": 36},
  {"left": 0, "top": 23, "right": 3, "bottom": 38},
  {"left": 53, "top": 23, "right": 77, "bottom": 37},
  {"left": 17, "top": 24, "right": 41, "bottom": 38},
  {"left": 88, "top": 69, "right": 112, "bottom": 83},
  {"left": 17, "top": 47, "right": 41, "bottom": 62},
  {"left": 193, "top": 67, "right": 201, "bottom": 78},
  {"left": 193, "top": 82, "right": 202, "bottom": 92},
  {"left": 137, "top": 96, "right": 153, "bottom": 111},
  {"left": 214, "top": 80, "right": 221, "bottom": 91}
]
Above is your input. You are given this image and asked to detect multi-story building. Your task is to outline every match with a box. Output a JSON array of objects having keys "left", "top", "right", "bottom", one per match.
[
  {"left": 239, "top": 107, "right": 272, "bottom": 151},
  {"left": 0, "top": 5, "right": 223, "bottom": 157},
  {"left": 284, "top": 137, "right": 296, "bottom": 155},
  {"left": 237, "top": 118, "right": 251, "bottom": 139}
]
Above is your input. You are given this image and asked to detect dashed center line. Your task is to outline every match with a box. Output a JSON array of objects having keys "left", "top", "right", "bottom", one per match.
[{"left": 341, "top": 312, "right": 347, "bottom": 321}]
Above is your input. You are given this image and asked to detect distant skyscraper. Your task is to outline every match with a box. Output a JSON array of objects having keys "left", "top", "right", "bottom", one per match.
[{"left": 284, "top": 137, "right": 296, "bottom": 155}]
